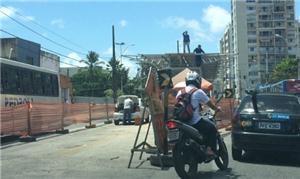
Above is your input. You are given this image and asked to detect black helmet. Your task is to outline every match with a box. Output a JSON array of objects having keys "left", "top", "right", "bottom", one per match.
[{"left": 185, "top": 71, "right": 201, "bottom": 87}]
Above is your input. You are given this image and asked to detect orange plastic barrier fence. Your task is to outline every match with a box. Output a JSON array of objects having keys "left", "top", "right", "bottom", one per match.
[
  {"left": 0, "top": 104, "right": 28, "bottom": 135},
  {"left": 30, "top": 103, "right": 63, "bottom": 135},
  {"left": 1, "top": 102, "right": 115, "bottom": 136},
  {"left": 213, "top": 98, "right": 240, "bottom": 129}
]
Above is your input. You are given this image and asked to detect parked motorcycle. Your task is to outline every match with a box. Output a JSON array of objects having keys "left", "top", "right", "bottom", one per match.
[{"left": 167, "top": 108, "right": 228, "bottom": 179}]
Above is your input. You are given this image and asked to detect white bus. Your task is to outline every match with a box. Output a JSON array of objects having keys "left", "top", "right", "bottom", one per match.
[{"left": 0, "top": 58, "right": 61, "bottom": 106}]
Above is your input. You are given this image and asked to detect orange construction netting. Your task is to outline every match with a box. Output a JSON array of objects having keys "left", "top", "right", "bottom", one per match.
[{"left": 1, "top": 102, "right": 115, "bottom": 136}]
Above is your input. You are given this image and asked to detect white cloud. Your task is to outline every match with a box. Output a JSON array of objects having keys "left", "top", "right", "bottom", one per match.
[
  {"left": 163, "top": 16, "right": 201, "bottom": 31},
  {"left": 0, "top": 6, "right": 17, "bottom": 20},
  {"left": 51, "top": 18, "right": 65, "bottom": 29},
  {"left": 103, "top": 47, "right": 113, "bottom": 56},
  {"left": 60, "top": 52, "right": 84, "bottom": 67},
  {"left": 122, "top": 58, "right": 138, "bottom": 78},
  {"left": 162, "top": 16, "right": 210, "bottom": 42},
  {"left": 119, "top": 20, "right": 128, "bottom": 27},
  {"left": 202, "top": 5, "right": 230, "bottom": 33},
  {"left": 23, "top": 15, "right": 35, "bottom": 21}
]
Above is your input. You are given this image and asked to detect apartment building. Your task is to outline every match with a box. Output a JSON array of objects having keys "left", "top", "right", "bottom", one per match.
[
  {"left": 230, "top": 0, "right": 297, "bottom": 98},
  {"left": 219, "top": 24, "right": 235, "bottom": 90}
]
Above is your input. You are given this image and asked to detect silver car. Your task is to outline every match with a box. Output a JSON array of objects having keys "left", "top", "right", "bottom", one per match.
[{"left": 113, "top": 95, "right": 150, "bottom": 125}]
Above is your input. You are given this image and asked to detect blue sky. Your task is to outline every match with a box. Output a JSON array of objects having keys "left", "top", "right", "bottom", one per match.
[{"left": 1, "top": 0, "right": 300, "bottom": 77}]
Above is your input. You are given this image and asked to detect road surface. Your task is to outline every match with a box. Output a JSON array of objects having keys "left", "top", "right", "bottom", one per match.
[{"left": 1, "top": 123, "right": 299, "bottom": 179}]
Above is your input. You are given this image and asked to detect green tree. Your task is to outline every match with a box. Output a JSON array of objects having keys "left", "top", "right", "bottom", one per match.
[
  {"left": 107, "top": 58, "right": 129, "bottom": 93},
  {"left": 72, "top": 51, "right": 109, "bottom": 97},
  {"left": 270, "top": 58, "right": 298, "bottom": 83},
  {"left": 72, "top": 68, "right": 111, "bottom": 97},
  {"left": 81, "top": 51, "right": 104, "bottom": 82}
]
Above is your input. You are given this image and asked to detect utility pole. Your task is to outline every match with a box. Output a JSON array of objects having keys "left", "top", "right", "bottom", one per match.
[
  {"left": 116, "top": 42, "right": 125, "bottom": 92},
  {"left": 112, "top": 25, "right": 117, "bottom": 103}
]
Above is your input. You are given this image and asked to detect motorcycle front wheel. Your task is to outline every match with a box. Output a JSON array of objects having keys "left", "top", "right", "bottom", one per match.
[
  {"left": 214, "top": 135, "right": 229, "bottom": 170},
  {"left": 173, "top": 142, "right": 198, "bottom": 179}
]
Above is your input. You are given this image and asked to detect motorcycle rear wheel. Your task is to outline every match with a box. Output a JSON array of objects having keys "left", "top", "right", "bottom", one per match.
[{"left": 173, "top": 143, "right": 198, "bottom": 179}]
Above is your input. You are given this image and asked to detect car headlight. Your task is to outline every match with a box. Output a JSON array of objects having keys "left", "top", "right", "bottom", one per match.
[{"left": 240, "top": 120, "right": 252, "bottom": 128}]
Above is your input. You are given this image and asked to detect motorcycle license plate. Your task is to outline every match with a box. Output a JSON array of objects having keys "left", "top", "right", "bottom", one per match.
[{"left": 168, "top": 129, "right": 179, "bottom": 142}]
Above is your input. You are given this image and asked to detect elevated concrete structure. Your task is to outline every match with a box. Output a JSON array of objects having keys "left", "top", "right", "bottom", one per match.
[{"left": 141, "top": 53, "right": 233, "bottom": 83}]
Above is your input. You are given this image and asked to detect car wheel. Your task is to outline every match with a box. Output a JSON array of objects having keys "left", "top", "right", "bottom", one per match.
[
  {"left": 114, "top": 120, "right": 119, "bottom": 125},
  {"left": 232, "top": 147, "right": 242, "bottom": 161},
  {"left": 144, "top": 117, "right": 150, "bottom": 123}
]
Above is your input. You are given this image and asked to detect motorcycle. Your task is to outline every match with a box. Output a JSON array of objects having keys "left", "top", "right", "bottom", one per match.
[{"left": 167, "top": 107, "right": 228, "bottom": 179}]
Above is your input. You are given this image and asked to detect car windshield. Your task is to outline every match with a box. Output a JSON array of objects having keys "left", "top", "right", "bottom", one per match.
[{"left": 239, "top": 95, "right": 300, "bottom": 114}]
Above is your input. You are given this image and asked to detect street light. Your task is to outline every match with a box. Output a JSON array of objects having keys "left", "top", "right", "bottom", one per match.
[{"left": 274, "top": 33, "right": 288, "bottom": 60}]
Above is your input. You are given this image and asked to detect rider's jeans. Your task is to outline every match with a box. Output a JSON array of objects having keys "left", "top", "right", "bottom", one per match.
[{"left": 192, "top": 118, "right": 217, "bottom": 152}]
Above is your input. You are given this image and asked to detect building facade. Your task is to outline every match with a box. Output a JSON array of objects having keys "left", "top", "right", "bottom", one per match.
[
  {"left": 40, "top": 51, "right": 60, "bottom": 72},
  {"left": 219, "top": 24, "right": 235, "bottom": 91},
  {"left": 59, "top": 67, "right": 88, "bottom": 77},
  {"left": 231, "top": 0, "right": 297, "bottom": 98},
  {"left": 0, "top": 38, "right": 41, "bottom": 66}
]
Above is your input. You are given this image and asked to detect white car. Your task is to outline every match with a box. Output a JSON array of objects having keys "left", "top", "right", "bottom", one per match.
[{"left": 113, "top": 95, "right": 150, "bottom": 125}]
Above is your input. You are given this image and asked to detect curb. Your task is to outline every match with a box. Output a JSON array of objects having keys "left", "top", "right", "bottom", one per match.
[
  {"left": 1, "top": 121, "right": 111, "bottom": 145},
  {"left": 67, "top": 121, "right": 108, "bottom": 133}
]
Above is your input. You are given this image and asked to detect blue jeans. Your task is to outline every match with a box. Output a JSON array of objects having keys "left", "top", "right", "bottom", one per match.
[
  {"left": 183, "top": 42, "right": 190, "bottom": 53},
  {"left": 123, "top": 109, "right": 132, "bottom": 123}
]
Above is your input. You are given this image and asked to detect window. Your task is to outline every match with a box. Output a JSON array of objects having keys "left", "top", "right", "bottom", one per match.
[
  {"left": 247, "top": 6, "right": 254, "bottom": 10},
  {"left": 34, "top": 72, "right": 43, "bottom": 95},
  {"left": 44, "top": 74, "right": 52, "bottom": 96},
  {"left": 1, "top": 64, "right": 9, "bottom": 93},
  {"left": 287, "top": 6, "right": 293, "bottom": 10},
  {"left": 51, "top": 75, "right": 59, "bottom": 97},
  {"left": 1, "top": 63, "right": 59, "bottom": 97},
  {"left": 248, "top": 39, "right": 257, "bottom": 43},
  {"left": 22, "top": 69, "right": 33, "bottom": 95}
]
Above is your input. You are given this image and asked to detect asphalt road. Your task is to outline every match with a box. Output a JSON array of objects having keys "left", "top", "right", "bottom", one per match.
[{"left": 1, "top": 123, "right": 299, "bottom": 179}]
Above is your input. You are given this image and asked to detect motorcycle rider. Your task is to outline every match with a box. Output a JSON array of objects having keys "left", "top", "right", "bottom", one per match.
[{"left": 176, "top": 71, "right": 221, "bottom": 159}]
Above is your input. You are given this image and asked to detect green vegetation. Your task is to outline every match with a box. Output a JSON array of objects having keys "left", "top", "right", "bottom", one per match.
[
  {"left": 71, "top": 51, "right": 149, "bottom": 97},
  {"left": 270, "top": 58, "right": 298, "bottom": 83}
]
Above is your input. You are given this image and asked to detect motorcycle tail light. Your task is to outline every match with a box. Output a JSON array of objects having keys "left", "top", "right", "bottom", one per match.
[{"left": 167, "top": 121, "right": 177, "bottom": 129}]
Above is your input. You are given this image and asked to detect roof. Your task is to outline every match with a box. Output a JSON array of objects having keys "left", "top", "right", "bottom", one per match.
[{"left": 171, "top": 68, "right": 213, "bottom": 91}]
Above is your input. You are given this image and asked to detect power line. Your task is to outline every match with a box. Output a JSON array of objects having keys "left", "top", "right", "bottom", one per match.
[
  {"left": 0, "top": 8, "right": 87, "bottom": 56},
  {"left": 2, "top": 5, "right": 89, "bottom": 52},
  {"left": 0, "top": 29, "right": 81, "bottom": 67}
]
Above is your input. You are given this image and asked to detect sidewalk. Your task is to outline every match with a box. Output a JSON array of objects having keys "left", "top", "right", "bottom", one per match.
[{"left": 0, "top": 118, "right": 113, "bottom": 145}]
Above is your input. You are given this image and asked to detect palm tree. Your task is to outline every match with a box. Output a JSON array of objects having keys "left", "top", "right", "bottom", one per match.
[
  {"left": 80, "top": 51, "right": 104, "bottom": 96},
  {"left": 81, "top": 51, "right": 103, "bottom": 72}
]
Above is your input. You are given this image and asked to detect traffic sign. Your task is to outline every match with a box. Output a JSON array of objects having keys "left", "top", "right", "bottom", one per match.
[
  {"left": 225, "top": 89, "right": 234, "bottom": 98},
  {"left": 157, "top": 68, "right": 173, "bottom": 89}
]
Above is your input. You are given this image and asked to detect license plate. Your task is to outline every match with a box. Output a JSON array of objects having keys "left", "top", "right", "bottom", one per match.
[
  {"left": 167, "top": 129, "right": 179, "bottom": 142},
  {"left": 258, "top": 122, "right": 281, "bottom": 130}
]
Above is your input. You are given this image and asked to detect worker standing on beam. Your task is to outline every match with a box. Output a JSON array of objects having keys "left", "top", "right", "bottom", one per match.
[
  {"left": 182, "top": 31, "right": 190, "bottom": 53},
  {"left": 194, "top": 44, "right": 205, "bottom": 67}
]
